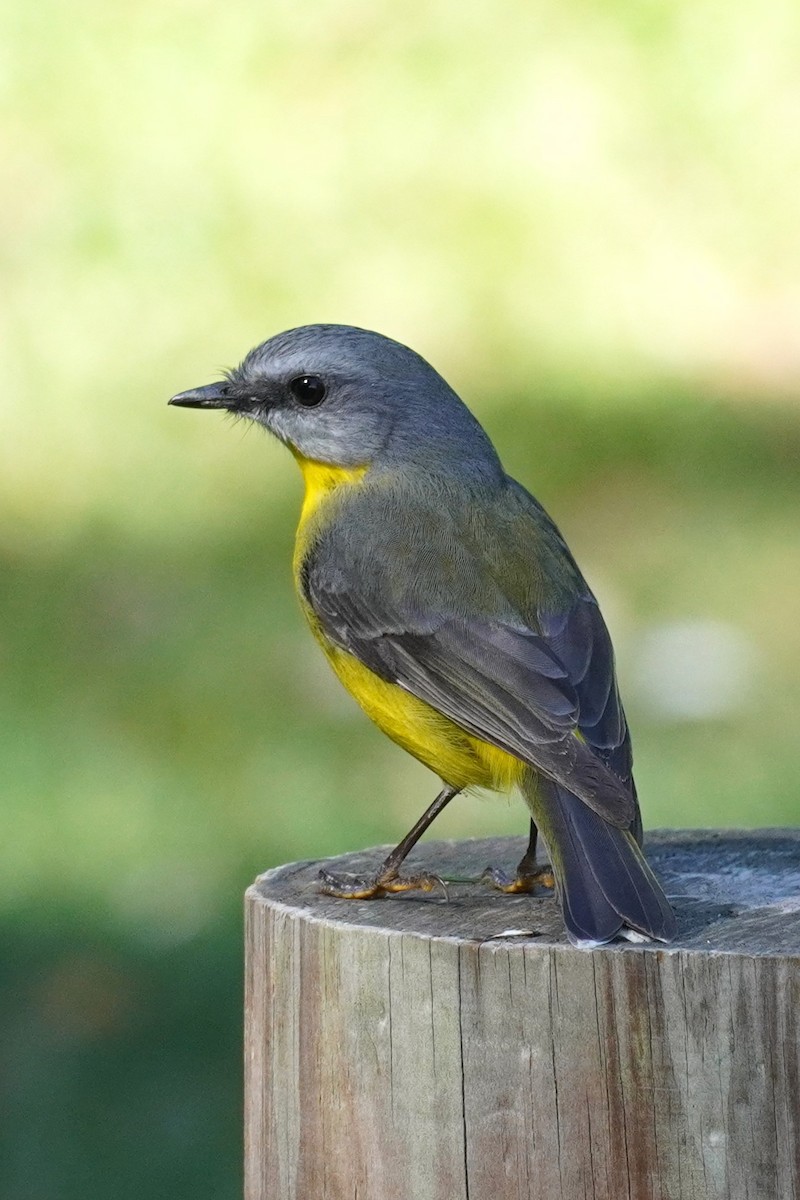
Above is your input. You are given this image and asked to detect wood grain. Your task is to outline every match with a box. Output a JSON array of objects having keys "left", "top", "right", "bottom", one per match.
[{"left": 245, "top": 830, "right": 800, "bottom": 1200}]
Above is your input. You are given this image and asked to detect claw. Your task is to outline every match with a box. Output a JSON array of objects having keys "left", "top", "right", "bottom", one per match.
[
  {"left": 480, "top": 865, "right": 555, "bottom": 894},
  {"left": 380, "top": 872, "right": 449, "bottom": 900},
  {"left": 318, "top": 870, "right": 386, "bottom": 899},
  {"left": 318, "top": 867, "right": 449, "bottom": 901}
]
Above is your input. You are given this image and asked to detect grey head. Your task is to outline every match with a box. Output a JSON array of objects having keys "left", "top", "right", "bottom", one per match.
[{"left": 169, "top": 324, "right": 502, "bottom": 479}]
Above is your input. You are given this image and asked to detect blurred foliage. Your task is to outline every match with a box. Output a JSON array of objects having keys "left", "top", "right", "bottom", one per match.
[{"left": 1, "top": 0, "right": 799, "bottom": 1196}]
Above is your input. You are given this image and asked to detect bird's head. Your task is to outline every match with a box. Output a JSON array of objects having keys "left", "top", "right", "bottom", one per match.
[{"left": 169, "top": 324, "right": 500, "bottom": 477}]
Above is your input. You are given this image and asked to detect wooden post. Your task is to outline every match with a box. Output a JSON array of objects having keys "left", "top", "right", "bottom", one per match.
[{"left": 245, "top": 830, "right": 800, "bottom": 1200}]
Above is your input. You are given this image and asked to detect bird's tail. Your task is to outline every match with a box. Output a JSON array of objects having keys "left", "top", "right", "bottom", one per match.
[{"left": 523, "top": 775, "right": 676, "bottom": 947}]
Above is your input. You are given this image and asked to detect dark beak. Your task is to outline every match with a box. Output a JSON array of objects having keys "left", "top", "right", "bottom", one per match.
[{"left": 168, "top": 382, "right": 236, "bottom": 410}]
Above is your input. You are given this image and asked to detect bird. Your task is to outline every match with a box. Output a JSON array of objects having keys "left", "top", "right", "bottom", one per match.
[{"left": 169, "top": 324, "right": 676, "bottom": 947}]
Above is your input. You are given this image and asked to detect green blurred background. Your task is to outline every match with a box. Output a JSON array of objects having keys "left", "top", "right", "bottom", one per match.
[{"left": 2, "top": 0, "right": 799, "bottom": 1196}]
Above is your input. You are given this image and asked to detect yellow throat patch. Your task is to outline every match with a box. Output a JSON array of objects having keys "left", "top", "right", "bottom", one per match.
[{"left": 293, "top": 452, "right": 368, "bottom": 527}]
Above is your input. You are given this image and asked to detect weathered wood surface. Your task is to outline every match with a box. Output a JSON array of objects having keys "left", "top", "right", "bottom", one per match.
[{"left": 245, "top": 830, "right": 800, "bottom": 1200}]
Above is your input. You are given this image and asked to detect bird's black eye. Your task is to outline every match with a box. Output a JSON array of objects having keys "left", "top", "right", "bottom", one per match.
[{"left": 288, "top": 375, "right": 326, "bottom": 407}]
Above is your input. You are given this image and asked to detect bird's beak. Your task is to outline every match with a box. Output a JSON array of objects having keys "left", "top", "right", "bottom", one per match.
[{"left": 168, "top": 382, "right": 236, "bottom": 410}]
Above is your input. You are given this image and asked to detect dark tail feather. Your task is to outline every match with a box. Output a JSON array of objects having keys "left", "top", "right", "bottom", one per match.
[{"left": 525, "top": 777, "right": 676, "bottom": 946}]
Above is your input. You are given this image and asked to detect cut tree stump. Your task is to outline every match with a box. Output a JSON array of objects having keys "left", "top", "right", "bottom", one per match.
[{"left": 245, "top": 830, "right": 800, "bottom": 1200}]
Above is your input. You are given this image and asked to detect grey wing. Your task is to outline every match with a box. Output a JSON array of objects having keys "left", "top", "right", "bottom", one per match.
[
  {"left": 303, "top": 547, "right": 636, "bottom": 829},
  {"left": 539, "top": 594, "right": 632, "bottom": 781},
  {"left": 539, "top": 592, "right": 641, "bottom": 840}
]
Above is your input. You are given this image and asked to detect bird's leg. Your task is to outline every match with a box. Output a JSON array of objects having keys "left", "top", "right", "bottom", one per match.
[
  {"left": 481, "top": 819, "right": 554, "bottom": 893},
  {"left": 318, "top": 785, "right": 460, "bottom": 900}
]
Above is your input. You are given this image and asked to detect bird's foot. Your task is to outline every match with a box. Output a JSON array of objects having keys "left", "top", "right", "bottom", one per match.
[
  {"left": 318, "top": 866, "right": 448, "bottom": 901},
  {"left": 480, "top": 864, "right": 555, "bottom": 894}
]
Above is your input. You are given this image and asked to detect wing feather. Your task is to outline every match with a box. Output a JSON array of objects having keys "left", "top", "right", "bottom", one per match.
[{"left": 306, "top": 556, "right": 636, "bottom": 827}]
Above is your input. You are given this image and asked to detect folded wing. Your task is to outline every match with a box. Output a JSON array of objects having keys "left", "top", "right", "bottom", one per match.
[{"left": 305, "top": 553, "right": 636, "bottom": 828}]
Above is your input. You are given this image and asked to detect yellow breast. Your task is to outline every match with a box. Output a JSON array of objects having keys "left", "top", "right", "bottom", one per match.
[
  {"left": 291, "top": 453, "right": 526, "bottom": 794},
  {"left": 291, "top": 453, "right": 367, "bottom": 573}
]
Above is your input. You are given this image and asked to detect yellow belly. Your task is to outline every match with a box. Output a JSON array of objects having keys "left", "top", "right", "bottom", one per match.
[
  {"left": 321, "top": 637, "right": 524, "bottom": 791},
  {"left": 291, "top": 454, "right": 525, "bottom": 794}
]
